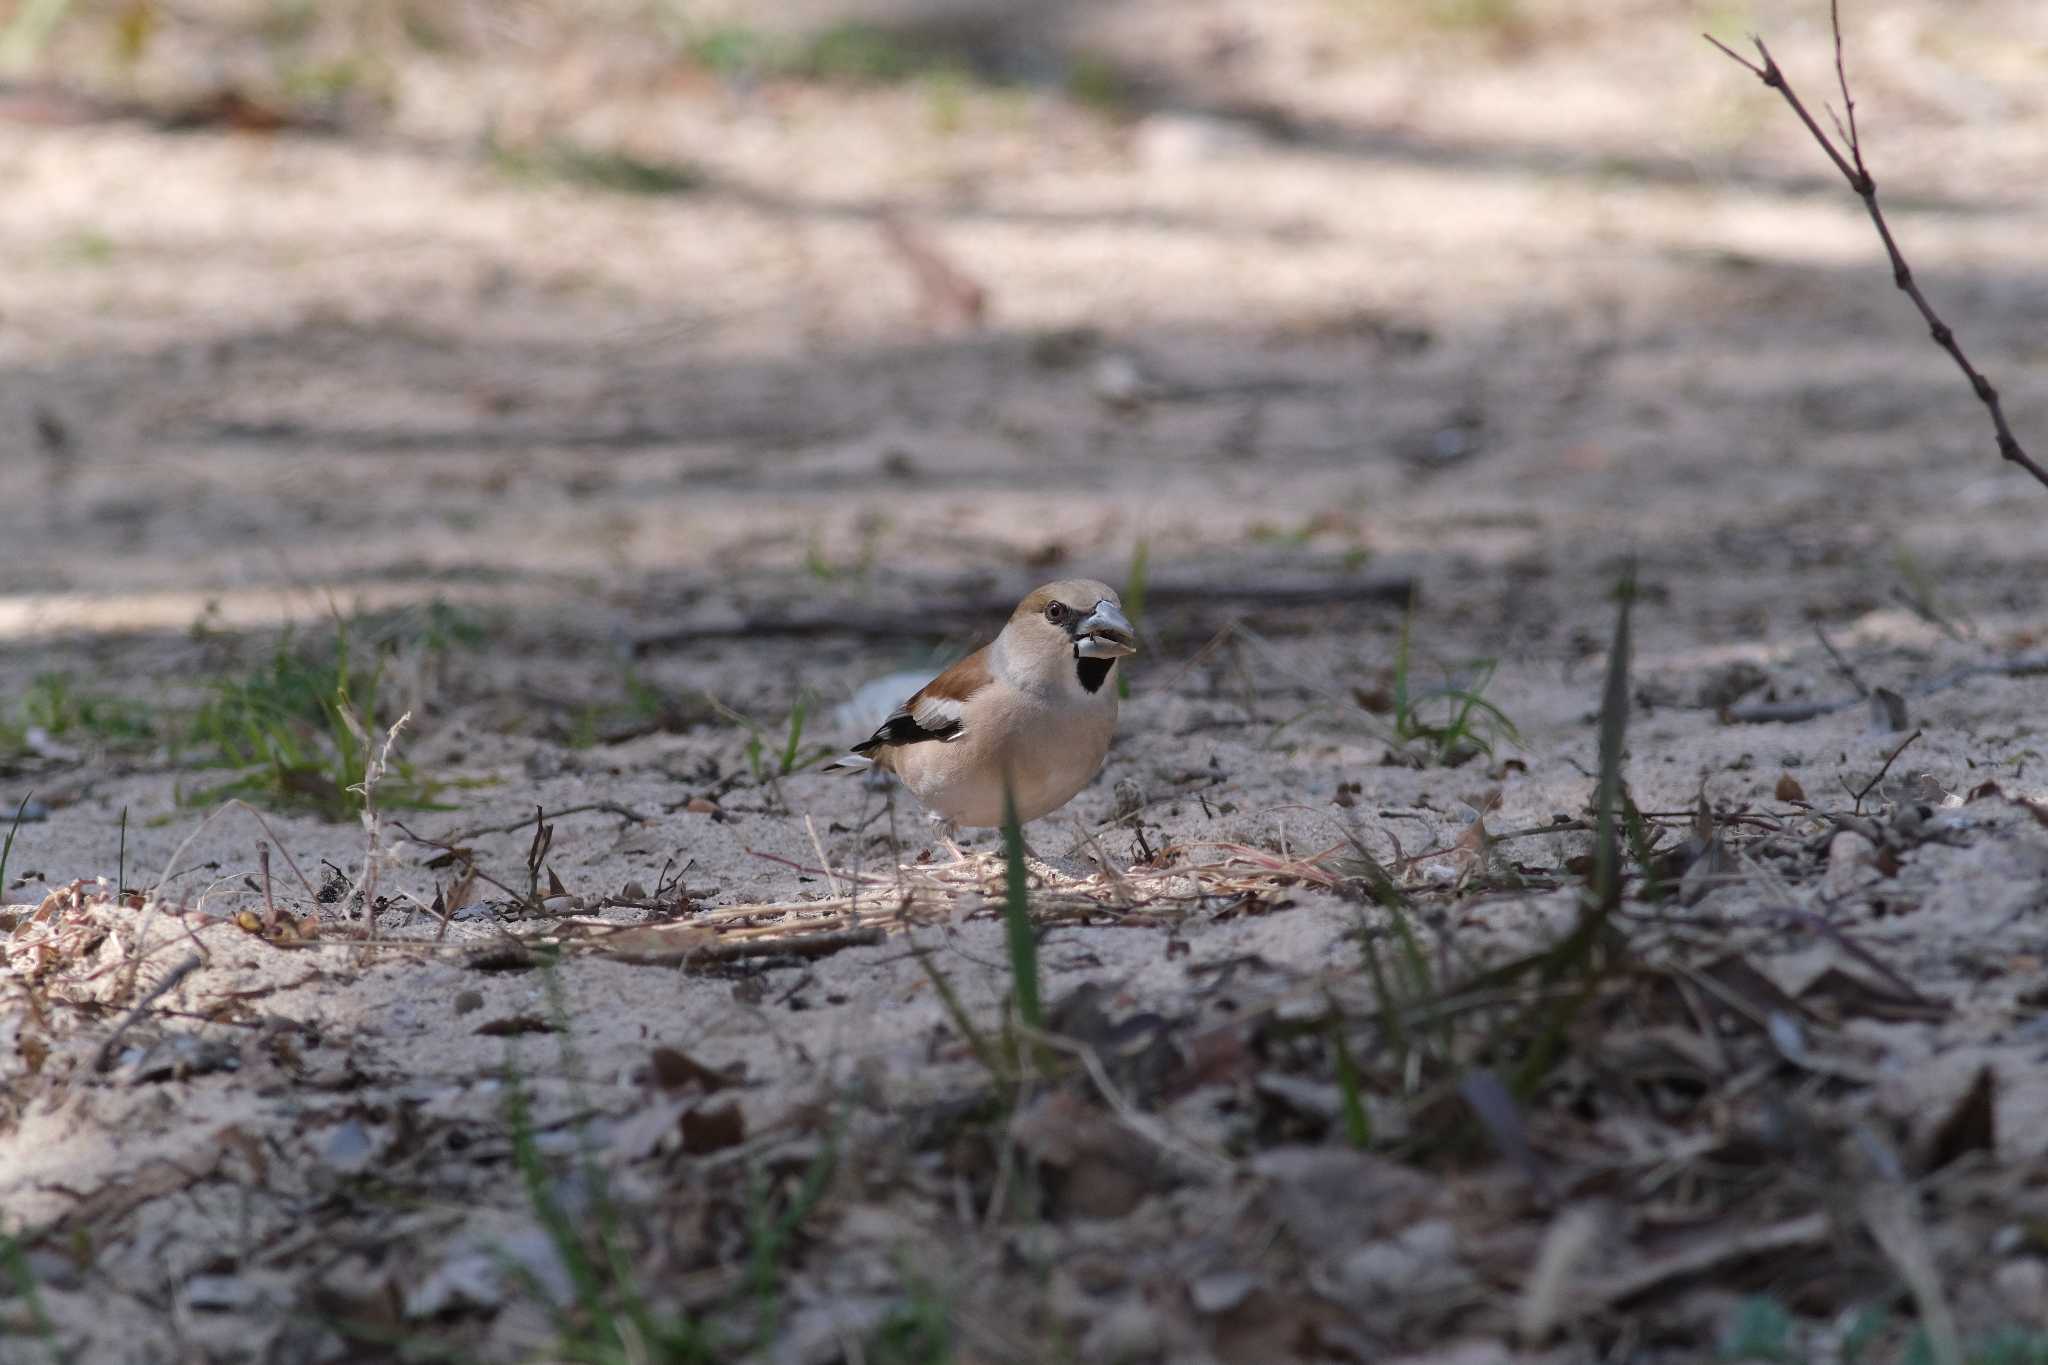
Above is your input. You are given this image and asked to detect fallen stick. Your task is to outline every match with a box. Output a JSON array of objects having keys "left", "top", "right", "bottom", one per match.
[
  {"left": 605, "top": 925, "right": 885, "bottom": 967},
  {"left": 632, "top": 573, "right": 1417, "bottom": 653},
  {"left": 94, "top": 953, "right": 205, "bottom": 1073},
  {"left": 1722, "top": 651, "right": 2048, "bottom": 724},
  {"left": 1582, "top": 1212, "right": 1832, "bottom": 1309}
]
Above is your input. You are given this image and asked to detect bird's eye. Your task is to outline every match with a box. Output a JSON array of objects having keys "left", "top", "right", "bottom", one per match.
[{"left": 1045, "top": 602, "right": 1069, "bottom": 625}]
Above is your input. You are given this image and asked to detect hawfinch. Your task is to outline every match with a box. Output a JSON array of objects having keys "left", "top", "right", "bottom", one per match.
[{"left": 826, "top": 579, "right": 1138, "bottom": 844}]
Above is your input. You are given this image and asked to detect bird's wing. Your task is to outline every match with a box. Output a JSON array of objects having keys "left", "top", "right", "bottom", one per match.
[{"left": 851, "top": 645, "right": 992, "bottom": 754}]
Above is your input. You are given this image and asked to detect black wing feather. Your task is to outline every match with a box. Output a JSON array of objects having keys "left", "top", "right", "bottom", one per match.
[{"left": 852, "top": 706, "right": 962, "bottom": 755}]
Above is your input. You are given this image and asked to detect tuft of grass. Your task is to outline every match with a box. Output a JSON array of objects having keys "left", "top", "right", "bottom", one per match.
[
  {"left": 489, "top": 136, "right": 703, "bottom": 196},
  {"left": 1063, "top": 52, "right": 1134, "bottom": 114},
  {"left": 743, "top": 1130, "right": 840, "bottom": 1345},
  {"left": 488, "top": 961, "right": 725, "bottom": 1364},
  {"left": 1509, "top": 564, "right": 1635, "bottom": 1099},
  {"left": 181, "top": 622, "right": 445, "bottom": 819},
  {"left": 867, "top": 1274, "right": 953, "bottom": 1364},
  {"left": 1328, "top": 1010, "right": 1372, "bottom": 1149},
  {"left": 719, "top": 693, "right": 835, "bottom": 785},
  {"left": 501, "top": 1056, "right": 721, "bottom": 1363},
  {"left": 480, "top": 957, "right": 848, "bottom": 1363},
  {"left": 1424, "top": 0, "right": 1521, "bottom": 32},
  {"left": 685, "top": 20, "right": 959, "bottom": 88},
  {"left": 51, "top": 228, "right": 115, "bottom": 267},
  {"left": 1, "top": 1230, "right": 62, "bottom": 1360},
  {"left": 1388, "top": 607, "right": 1519, "bottom": 765},
  {"left": 792, "top": 21, "right": 924, "bottom": 83},
  {"left": 1718, "top": 1294, "right": 1797, "bottom": 1362},
  {"left": 19, "top": 673, "right": 156, "bottom": 748}
]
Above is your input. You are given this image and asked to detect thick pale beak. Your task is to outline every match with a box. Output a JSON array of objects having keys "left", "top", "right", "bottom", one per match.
[{"left": 1074, "top": 601, "right": 1138, "bottom": 658}]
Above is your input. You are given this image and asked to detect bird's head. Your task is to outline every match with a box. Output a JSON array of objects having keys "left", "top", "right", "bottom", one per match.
[{"left": 1003, "top": 579, "right": 1138, "bottom": 694}]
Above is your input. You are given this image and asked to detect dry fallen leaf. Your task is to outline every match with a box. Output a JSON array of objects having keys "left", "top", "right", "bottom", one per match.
[
  {"left": 680, "top": 1097, "right": 746, "bottom": 1154},
  {"left": 1926, "top": 1065, "right": 1996, "bottom": 1172},
  {"left": 474, "top": 1015, "right": 557, "bottom": 1037},
  {"left": 1775, "top": 773, "right": 1806, "bottom": 802},
  {"left": 645, "top": 1045, "right": 741, "bottom": 1093}
]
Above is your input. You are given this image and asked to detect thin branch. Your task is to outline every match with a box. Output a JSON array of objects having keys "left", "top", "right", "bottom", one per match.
[
  {"left": 1706, "top": 16, "right": 2048, "bottom": 492},
  {"left": 1829, "top": 0, "right": 1863, "bottom": 171},
  {"left": 94, "top": 953, "right": 204, "bottom": 1072},
  {"left": 1721, "top": 650, "right": 2048, "bottom": 724},
  {"left": 1812, "top": 623, "right": 1870, "bottom": 698},
  {"left": 1850, "top": 727, "right": 1923, "bottom": 812},
  {"left": 441, "top": 801, "right": 648, "bottom": 842}
]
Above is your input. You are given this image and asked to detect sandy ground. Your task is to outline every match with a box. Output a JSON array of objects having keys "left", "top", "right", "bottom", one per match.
[{"left": 4, "top": 0, "right": 2048, "bottom": 1361}]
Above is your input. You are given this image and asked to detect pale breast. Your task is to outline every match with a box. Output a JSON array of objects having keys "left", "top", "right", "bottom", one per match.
[{"left": 893, "top": 689, "right": 1117, "bottom": 828}]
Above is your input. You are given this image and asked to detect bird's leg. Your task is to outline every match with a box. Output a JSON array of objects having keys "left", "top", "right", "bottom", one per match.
[{"left": 927, "top": 812, "right": 969, "bottom": 864}]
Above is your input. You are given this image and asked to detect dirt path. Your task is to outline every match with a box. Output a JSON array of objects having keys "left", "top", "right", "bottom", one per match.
[{"left": 4, "top": 2, "right": 2048, "bottom": 1361}]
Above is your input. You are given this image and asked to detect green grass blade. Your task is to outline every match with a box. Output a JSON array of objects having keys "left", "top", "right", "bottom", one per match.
[
  {"left": 1, "top": 1230, "right": 62, "bottom": 1359},
  {"left": 1512, "top": 564, "right": 1634, "bottom": 1098},
  {"left": 1117, "top": 537, "right": 1148, "bottom": 700},
  {"left": 1329, "top": 1014, "right": 1372, "bottom": 1149},
  {"left": 779, "top": 694, "right": 809, "bottom": 774},
  {"left": 1000, "top": 784, "right": 1041, "bottom": 1034},
  {"left": 1356, "top": 916, "right": 1409, "bottom": 1068},
  {"left": 0, "top": 791, "right": 30, "bottom": 898},
  {"left": 907, "top": 938, "right": 1006, "bottom": 1079}
]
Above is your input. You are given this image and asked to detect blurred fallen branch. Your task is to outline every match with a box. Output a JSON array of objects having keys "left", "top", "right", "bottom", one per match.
[
  {"left": 879, "top": 211, "right": 987, "bottom": 333},
  {"left": 1707, "top": 4, "right": 2048, "bottom": 493},
  {"left": 632, "top": 572, "right": 1417, "bottom": 653},
  {"left": 1721, "top": 650, "right": 2048, "bottom": 724}
]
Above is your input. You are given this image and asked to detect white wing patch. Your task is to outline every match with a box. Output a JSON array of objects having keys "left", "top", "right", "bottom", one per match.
[{"left": 910, "top": 693, "right": 967, "bottom": 738}]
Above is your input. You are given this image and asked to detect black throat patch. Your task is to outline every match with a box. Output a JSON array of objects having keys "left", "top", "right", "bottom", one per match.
[{"left": 1075, "top": 657, "right": 1114, "bottom": 693}]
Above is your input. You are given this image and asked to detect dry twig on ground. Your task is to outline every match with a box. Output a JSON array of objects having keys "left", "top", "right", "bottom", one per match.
[{"left": 1707, "top": 2, "right": 2048, "bottom": 493}]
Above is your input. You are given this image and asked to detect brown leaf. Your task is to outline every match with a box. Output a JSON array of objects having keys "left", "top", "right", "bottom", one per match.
[
  {"left": 1798, "top": 965, "right": 1946, "bottom": 1023},
  {"left": 1926, "top": 1066, "right": 1996, "bottom": 1171},
  {"left": 1352, "top": 683, "right": 1394, "bottom": 714},
  {"left": 1009, "top": 1091, "right": 1161, "bottom": 1219},
  {"left": 1679, "top": 835, "right": 1734, "bottom": 906},
  {"left": 1775, "top": 773, "right": 1807, "bottom": 802},
  {"left": 1161, "top": 1024, "right": 1256, "bottom": 1100},
  {"left": 646, "top": 1046, "right": 741, "bottom": 1094},
  {"left": 1869, "top": 687, "right": 1910, "bottom": 732},
  {"left": 466, "top": 943, "right": 537, "bottom": 972},
  {"left": 679, "top": 1098, "right": 745, "bottom": 1154},
  {"left": 474, "top": 1015, "right": 557, "bottom": 1037},
  {"left": 685, "top": 797, "right": 718, "bottom": 815}
]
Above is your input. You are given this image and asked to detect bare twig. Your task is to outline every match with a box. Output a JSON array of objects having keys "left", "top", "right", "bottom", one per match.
[
  {"left": 1707, "top": 6, "right": 2048, "bottom": 492},
  {"left": 442, "top": 802, "right": 647, "bottom": 842},
  {"left": 1581, "top": 1212, "right": 1832, "bottom": 1309},
  {"left": 94, "top": 953, "right": 205, "bottom": 1072},
  {"left": 1723, "top": 650, "right": 2048, "bottom": 724},
  {"left": 632, "top": 573, "right": 1417, "bottom": 653},
  {"left": 1849, "top": 727, "right": 1922, "bottom": 812},
  {"left": 1812, "top": 624, "right": 1869, "bottom": 698},
  {"left": 878, "top": 210, "right": 987, "bottom": 333}
]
